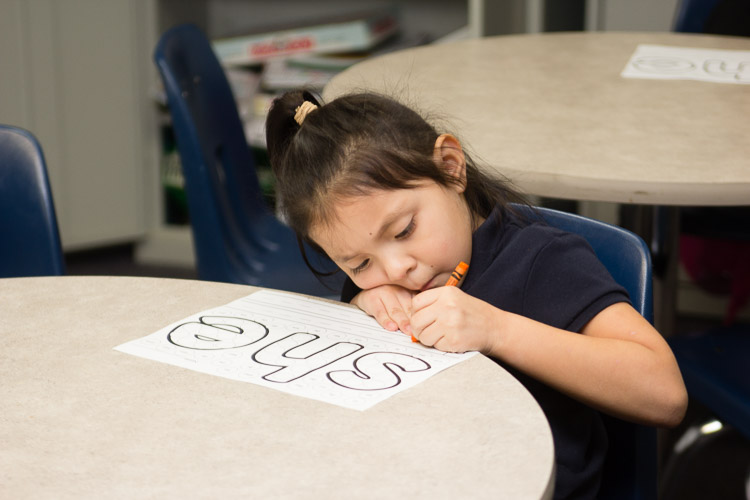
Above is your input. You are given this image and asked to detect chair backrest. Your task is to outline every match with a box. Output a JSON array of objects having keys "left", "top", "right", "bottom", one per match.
[
  {"left": 153, "top": 24, "right": 342, "bottom": 296},
  {"left": 0, "top": 125, "right": 65, "bottom": 277},
  {"left": 673, "top": 0, "right": 723, "bottom": 32},
  {"left": 525, "top": 206, "right": 654, "bottom": 323},
  {"left": 673, "top": 0, "right": 750, "bottom": 35},
  {"left": 154, "top": 24, "right": 266, "bottom": 281},
  {"left": 515, "top": 204, "right": 657, "bottom": 500}
]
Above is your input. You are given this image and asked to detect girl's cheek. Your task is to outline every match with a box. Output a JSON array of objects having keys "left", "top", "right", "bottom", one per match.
[
  {"left": 353, "top": 269, "right": 387, "bottom": 291},
  {"left": 349, "top": 272, "right": 373, "bottom": 290}
]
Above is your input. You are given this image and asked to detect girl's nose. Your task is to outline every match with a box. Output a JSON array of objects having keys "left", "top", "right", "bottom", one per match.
[{"left": 383, "top": 253, "right": 415, "bottom": 283}]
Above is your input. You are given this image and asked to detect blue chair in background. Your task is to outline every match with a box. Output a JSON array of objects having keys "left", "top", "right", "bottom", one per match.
[
  {"left": 668, "top": 327, "right": 750, "bottom": 441},
  {"left": 673, "top": 0, "right": 724, "bottom": 32},
  {"left": 660, "top": 325, "right": 750, "bottom": 499},
  {"left": 0, "top": 125, "right": 65, "bottom": 278},
  {"left": 516, "top": 204, "right": 657, "bottom": 500},
  {"left": 153, "top": 24, "right": 343, "bottom": 296},
  {"left": 674, "top": 0, "right": 750, "bottom": 35}
]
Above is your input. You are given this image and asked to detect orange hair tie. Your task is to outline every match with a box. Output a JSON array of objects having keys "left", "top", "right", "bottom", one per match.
[{"left": 294, "top": 101, "right": 318, "bottom": 125}]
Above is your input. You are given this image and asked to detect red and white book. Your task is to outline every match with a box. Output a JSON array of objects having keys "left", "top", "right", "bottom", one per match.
[{"left": 212, "top": 9, "right": 399, "bottom": 66}]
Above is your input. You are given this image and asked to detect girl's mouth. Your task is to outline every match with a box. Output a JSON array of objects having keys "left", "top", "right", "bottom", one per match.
[{"left": 419, "top": 277, "right": 437, "bottom": 292}]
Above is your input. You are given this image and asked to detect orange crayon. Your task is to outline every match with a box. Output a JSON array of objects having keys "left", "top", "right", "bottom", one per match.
[
  {"left": 444, "top": 261, "right": 469, "bottom": 287},
  {"left": 411, "top": 261, "right": 469, "bottom": 342}
]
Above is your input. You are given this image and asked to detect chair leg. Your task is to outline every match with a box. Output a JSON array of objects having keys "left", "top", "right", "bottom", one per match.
[{"left": 659, "top": 404, "right": 750, "bottom": 500}]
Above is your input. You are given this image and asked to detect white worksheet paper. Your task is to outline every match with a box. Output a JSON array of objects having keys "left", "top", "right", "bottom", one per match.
[
  {"left": 115, "top": 290, "right": 477, "bottom": 411},
  {"left": 621, "top": 44, "right": 750, "bottom": 84}
]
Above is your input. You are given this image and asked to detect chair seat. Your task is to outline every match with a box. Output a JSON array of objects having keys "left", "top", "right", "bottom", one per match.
[
  {"left": 669, "top": 326, "right": 750, "bottom": 439},
  {"left": 221, "top": 213, "right": 341, "bottom": 297}
]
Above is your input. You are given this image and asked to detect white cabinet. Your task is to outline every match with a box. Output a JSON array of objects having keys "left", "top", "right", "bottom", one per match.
[
  {"left": 0, "top": 0, "right": 160, "bottom": 251},
  {"left": 585, "top": 0, "right": 681, "bottom": 31}
]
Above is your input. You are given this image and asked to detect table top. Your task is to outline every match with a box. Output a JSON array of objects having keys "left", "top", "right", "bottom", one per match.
[
  {"left": 324, "top": 32, "right": 750, "bottom": 206},
  {"left": 1, "top": 276, "right": 554, "bottom": 499}
]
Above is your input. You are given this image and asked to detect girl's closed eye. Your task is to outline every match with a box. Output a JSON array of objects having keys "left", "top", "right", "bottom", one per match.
[
  {"left": 351, "top": 258, "right": 370, "bottom": 275},
  {"left": 395, "top": 218, "right": 416, "bottom": 239}
]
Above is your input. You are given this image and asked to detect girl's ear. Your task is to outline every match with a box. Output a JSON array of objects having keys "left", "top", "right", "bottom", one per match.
[{"left": 433, "top": 134, "right": 467, "bottom": 192}]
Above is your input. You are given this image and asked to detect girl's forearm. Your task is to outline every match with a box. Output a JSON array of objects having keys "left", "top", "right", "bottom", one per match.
[{"left": 485, "top": 303, "right": 687, "bottom": 427}]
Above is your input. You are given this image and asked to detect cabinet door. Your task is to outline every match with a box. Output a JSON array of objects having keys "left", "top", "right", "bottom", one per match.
[{"left": 0, "top": 0, "right": 158, "bottom": 250}]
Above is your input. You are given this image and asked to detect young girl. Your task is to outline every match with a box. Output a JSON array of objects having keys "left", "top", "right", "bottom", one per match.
[{"left": 266, "top": 90, "right": 687, "bottom": 499}]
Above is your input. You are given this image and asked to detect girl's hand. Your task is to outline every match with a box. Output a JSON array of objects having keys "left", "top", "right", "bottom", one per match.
[
  {"left": 410, "top": 286, "right": 499, "bottom": 354},
  {"left": 350, "top": 285, "right": 416, "bottom": 335}
]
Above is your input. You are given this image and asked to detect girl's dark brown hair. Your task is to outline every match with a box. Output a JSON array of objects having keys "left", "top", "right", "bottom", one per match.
[{"left": 265, "top": 90, "right": 529, "bottom": 268}]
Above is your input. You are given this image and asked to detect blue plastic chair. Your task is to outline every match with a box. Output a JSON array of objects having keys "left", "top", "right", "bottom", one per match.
[
  {"left": 668, "top": 327, "right": 750, "bottom": 441},
  {"left": 673, "top": 0, "right": 724, "bottom": 32},
  {"left": 0, "top": 125, "right": 65, "bottom": 278},
  {"left": 674, "top": 0, "right": 750, "bottom": 35},
  {"left": 516, "top": 204, "right": 657, "bottom": 500},
  {"left": 153, "top": 24, "right": 343, "bottom": 296},
  {"left": 659, "top": 324, "right": 750, "bottom": 499}
]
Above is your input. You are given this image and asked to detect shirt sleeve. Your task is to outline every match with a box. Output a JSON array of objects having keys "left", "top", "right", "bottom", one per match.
[
  {"left": 522, "top": 232, "right": 631, "bottom": 333},
  {"left": 340, "top": 277, "right": 362, "bottom": 303}
]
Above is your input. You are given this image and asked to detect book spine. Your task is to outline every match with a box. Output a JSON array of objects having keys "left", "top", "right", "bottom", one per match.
[{"left": 212, "top": 11, "right": 398, "bottom": 65}]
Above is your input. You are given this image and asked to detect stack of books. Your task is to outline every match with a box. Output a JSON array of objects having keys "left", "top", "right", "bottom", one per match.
[
  {"left": 157, "top": 8, "right": 435, "bottom": 220},
  {"left": 212, "top": 9, "right": 400, "bottom": 68},
  {"left": 209, "top": 8, "right": 434, "bottom": 151}
]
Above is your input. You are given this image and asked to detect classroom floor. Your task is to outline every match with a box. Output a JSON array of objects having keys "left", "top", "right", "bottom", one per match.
[
  {"left": 65, "top": 243, "right": 198, "bottom": 281},
  {"left": 64, "top": 242, "right": 750, "bottom": 500}
]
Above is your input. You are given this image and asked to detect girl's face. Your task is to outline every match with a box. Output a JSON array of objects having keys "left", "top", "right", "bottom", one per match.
[{"left": 310, "top": 180, "right": 475, "bottom": 292}]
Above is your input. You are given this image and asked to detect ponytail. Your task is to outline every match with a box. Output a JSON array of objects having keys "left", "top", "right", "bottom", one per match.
[{"left": 265, "top": 89, "right": 321, "bottom": 169}]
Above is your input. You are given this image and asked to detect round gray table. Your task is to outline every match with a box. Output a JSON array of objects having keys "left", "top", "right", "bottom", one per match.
[
  {"left": 1, "top": 276, "right": 554, "bottom": 499},
  {"left": 324, "top": 32, "right": 750, "bottom": 205}
]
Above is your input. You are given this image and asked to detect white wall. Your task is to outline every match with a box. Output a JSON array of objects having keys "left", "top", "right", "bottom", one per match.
[
  {"left": 205, "top": 0, "right": 467, "bottom": 41},
  {"left": 587, "top": 0, "right": 681, "bottom": 31}
]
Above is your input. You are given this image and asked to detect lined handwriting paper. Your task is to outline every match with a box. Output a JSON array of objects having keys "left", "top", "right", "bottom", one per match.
[
  {"left": 621, "top": 44, "right": 750, "bottom": 84},
  {"left": 115, "top": 290, "right": 477, "bottom": 410}
]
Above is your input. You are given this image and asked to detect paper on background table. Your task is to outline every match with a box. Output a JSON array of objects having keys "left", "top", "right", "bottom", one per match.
[
  {"left": 621, "top": 44, "right": 750, "bottom": 84},
  {"left": 115, "top": 290, "right": 477, "bottom": 411}
]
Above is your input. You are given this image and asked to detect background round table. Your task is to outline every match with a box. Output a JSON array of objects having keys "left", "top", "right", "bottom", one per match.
[
  {"left": 1, "top": 276, "right": 554, "bottom": 499},
  {"left": 324, "top": 32, "right": 750, "bottom": 206}
]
